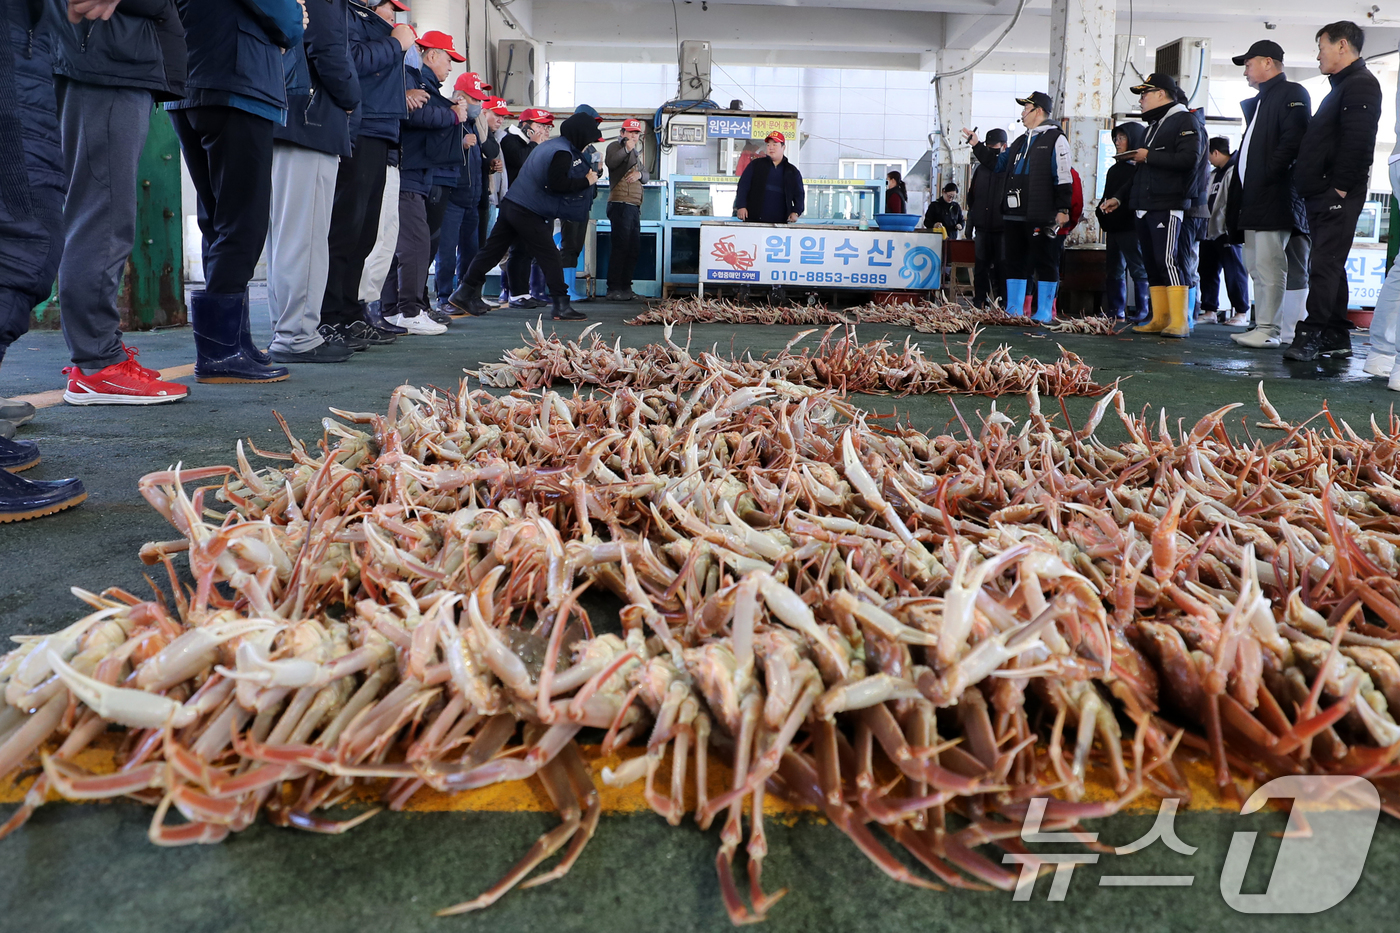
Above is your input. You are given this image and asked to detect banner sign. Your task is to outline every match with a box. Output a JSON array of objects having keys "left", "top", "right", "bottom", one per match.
[
  {"left": 707, "top": 115, "right": 752, "bottom": 138},
  {"left": 1347, "top": 246, "right": 1387, "bottom": 308},
  {"left": 700, "top": 224, "right": 943, "bottom": 290},
  {"left": 750, "top": 116, "right": 797, "bottom": 140}
]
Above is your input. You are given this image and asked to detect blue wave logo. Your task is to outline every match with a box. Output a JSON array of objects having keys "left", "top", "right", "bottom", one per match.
[{"left": 900, "top": 245, "right": 940, "bottom": 289}]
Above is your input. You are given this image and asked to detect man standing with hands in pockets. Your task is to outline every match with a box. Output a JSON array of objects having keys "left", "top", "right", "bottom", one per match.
[{"left": 604, "top": 117, "right": 648, "bottom": 301}]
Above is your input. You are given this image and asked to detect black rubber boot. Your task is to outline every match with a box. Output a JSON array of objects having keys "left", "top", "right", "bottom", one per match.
[
  {"left": 191, "top": 292, "right": 290, "bottom": 384},
  {"left": 361, "top": 299, "right": 407, "bottom": 336},
  {"left": 0, "top": 466, "right": 86, "bottom": 523},
  {"left": 448, "top": 280, "right": 491, "bottom": 317},
  {"left": 239, "top": 291, "right": 272, "bottom": 365},
  {"left": 551, "top": 294, "right": 587, "bottom": 322}
]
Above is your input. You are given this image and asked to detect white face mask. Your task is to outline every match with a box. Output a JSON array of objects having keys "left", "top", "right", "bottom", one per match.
[
  {"left": 405, "top": 46, "right": 423, "bottom": 70},
  {"left": 467, "top": 102, "right": 482, "bottom": 119}
]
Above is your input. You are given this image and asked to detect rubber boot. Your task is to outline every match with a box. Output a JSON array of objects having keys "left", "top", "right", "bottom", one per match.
[
  {"left": 361, "top": 299, "right": 408, "bottom": 335},
  {"left": 1133, "top": 286, "right": 1171, "bottom": 333},
  {"left": 1005, "top": 279, "right": 1028, "bottom": 317},
  {"left": 239, "top": 292, "right": 272, "bottom": 365},
  {"left": 1106, "top": 272, "right": 1127, "bottom": 319},
  {"left": 564, "top": 267, "right": 589, "bottom": 302},
  {"left": 191, "top": 291, "right": 290, "bottom": 384},
  {"left": 1132, "top": 280, "right": 1151, "bottom": 324},
  {"left": 1277, "top": 288, "right": 1308, "bottom": 347},
  {"left": 1032, "top": 281, "right": 1057, "bottom": 323},
  {"left": 447, "top": 280, "right": 491, "bottom": 317},
  {"left": 1186, "top": 286, "right": 1199, "bottom": 335},
  {"left": 551, "top": 294, "right": 587, "bottom": 322},
  {"left": 1163, "top": 285, "right": 1191, "bottom": 338}
]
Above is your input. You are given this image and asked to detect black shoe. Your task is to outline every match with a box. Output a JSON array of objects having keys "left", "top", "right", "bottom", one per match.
[
  {"left": 269, "top": 340, "right": 355, "bottom": 364},
  {"left": 0, "top": 420, "right": 14, "bottom": 441},
  {"left": 447, "top": 282, "right": 491, "bottom": 317},
  {"left": 0, "top": 435, "right": 39, "bottom": 472},
  {"left": 439, "top": 300, "right": 470, "bottom": 319},
  {"left": 319, "top": 323, "right": 370, "bottom": 352},
  {"left": 551, "top": 295, "right": 587, "bottom": 322},
  {"left": 0, "top": 467, "right": 86, "bottom": 523},
  {"left": 604, "top": 289, "right": 637, "bottom": 301},
  {"left": 1283, "top": 326, "right": 1352, "bottom": 362},
  {"left": 360, "top": 299, "right": 407, "bottom": 336},
  {"left": 509, "top": 296, "right": 543, "bottom": 310},
  {"left": 425, "top": 306, "right": 453, "bottom": 326},
  {"left": 770, "top": 287, "right": 788, "bottom": 305},
  {"left": 342, "top": 320, "right": 397, "bottom": 346},
  {"left": 735, "top": 285, "right": 751, "bottom": 303}
]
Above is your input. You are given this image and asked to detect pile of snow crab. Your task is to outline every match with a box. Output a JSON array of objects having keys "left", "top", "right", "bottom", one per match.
[
  {"left": 628, "top": 296, "right": 1121, "bottom": 337},
  {"left": 5, "top": 360, "right": 1400, "bottom": 923},
  {"left": 474, "top": 321, "right": 1105, "bottom": 399}
]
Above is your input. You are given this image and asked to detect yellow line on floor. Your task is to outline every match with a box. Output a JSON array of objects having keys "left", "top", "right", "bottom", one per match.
[
  {"left": 12, "top": 364, "right": 196, "bottom": 410},
  {"left": 1, "top": 740, "right": 1240, "bottom": 815}
]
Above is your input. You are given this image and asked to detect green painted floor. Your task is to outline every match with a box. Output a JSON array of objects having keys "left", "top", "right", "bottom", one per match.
[{"left": 2, "top": 300, "right": 1397, "bottom": 932}]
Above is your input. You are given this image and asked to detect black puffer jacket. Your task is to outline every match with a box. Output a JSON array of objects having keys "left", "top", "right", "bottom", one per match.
[
  {"left": 1095, "top": 122, "right": 1143, "bottom": 233},
  {"left": 967, "top": 143, "right": 1007, "bottom": 234},
  {"left": 1293, "top": 57, "right": 1382, "bottom": 199},
  {"left": 1130, "top": 102, "right": 1202, "bottom": 211},
  {"left": 1235, "top": 72, "right": 1310, "bottom": 232}
]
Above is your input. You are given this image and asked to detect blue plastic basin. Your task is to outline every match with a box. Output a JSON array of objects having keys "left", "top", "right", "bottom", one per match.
[{"left": 873, "top": 213, "right": 920, "bottom": 232}]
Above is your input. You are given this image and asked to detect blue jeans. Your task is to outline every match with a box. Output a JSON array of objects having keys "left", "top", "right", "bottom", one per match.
[
  {"left": 1105, "top": 230, "right": 1147, "bottom": 316},
  {"left": 435, "top": 200, "right": 480, "bottom": 302}
]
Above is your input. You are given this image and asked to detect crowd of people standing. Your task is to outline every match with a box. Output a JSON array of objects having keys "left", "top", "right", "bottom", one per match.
[{"left": 0, "top": 0, "right": 648, "bottom": 522}]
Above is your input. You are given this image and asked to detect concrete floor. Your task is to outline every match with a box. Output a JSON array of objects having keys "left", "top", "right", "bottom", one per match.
[{"left": 2, "top": 300, "right": 1397, "bottom": 931}]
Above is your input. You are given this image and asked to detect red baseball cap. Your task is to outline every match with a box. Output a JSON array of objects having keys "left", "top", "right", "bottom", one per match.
[
  {"left": 621, "top": 118, "right": 644, "bottom": 132},
  {"left": 765, "top": 131, "right": 786, "bottom": 144},
  {"left": 519, "top": 108, "right": 554, "bottom": 125},
  {"left": 453, "top": 71, "right": 492, "bottom": 100},
  {"left": 483, "top": 96, "right": 511, "bottom": 116},
  {"left": 379, "top": 0, "right": 409, "bottom": 10},
  {"left": 417, "top": 30, "right": 464, "bottom": 63}
]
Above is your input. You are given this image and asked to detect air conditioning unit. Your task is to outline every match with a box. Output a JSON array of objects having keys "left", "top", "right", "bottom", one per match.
[
  {"left": 1113, "top": 35, "right": 1148, "bottom": 115},
  {"left": 1155, "top": 37, "right": 1211, "bottom": 111},
  {"left": 495, "top": 39, "right": 539, "bottom": 107},
  {"left": 677, "top": 40, "right": 712, "bottom": 101}
]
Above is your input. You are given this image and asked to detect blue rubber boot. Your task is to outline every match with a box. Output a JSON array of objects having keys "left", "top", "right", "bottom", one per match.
[
  {"left": 239, "top": 291, "right": 272, "bottom": 365},
  {"left": 1005, "top": 279, "right": 1028, "bottom": 317},
  {"left": 1186, "top": 286, "right": 1199, "bottom": 334},
  {"left": 564, "top": 267, "right": 588, "bottom": 302},
  {"left": 1032, "top": 280, "right": 1057, "bottom": 323},
  {"left": 1132, "top": 279, "right": 1151, "bottom": 324},
  {"left": 191, "top": 291, "right": 290, "bottom": 384},
  {"left": 0, "top": 464, "right": 86, "bottom": 522}
]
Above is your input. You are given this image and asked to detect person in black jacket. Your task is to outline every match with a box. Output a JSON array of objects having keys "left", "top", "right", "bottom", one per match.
[
  {"left": 1096, "top": 122, "right": 1149, "bottom": 321},
  {"left": 46, "top": 0, "right": 189, "bottom": 404},
  {"left": 965, "top": 91, "right": 1071, "bottom": 324},
  {"left": 167, "top": 0, "right": 305, "bottom": 384},
  {"left": 1200, "top": 138, "right": 1250, "bottom": 323},
  {"left": 923, "top": 183, "right": 964, "bottom": 238},
  {"left": 383, "top": 30, "right": 466, "bottom": 335},
  {"left": 1228, "top": 39, "right": 1311, "bottom": 348},
  {"left": 1128, "top": 72, "right": 1203, "bottom": 338},
  {"left": 0, "top": 0, "right": 87, "bottom": 522},
  {"left": 265, "top": 0, "right": 363, "bottom": 365},
  {"left": 732, "top": 130, "right": 804, "bottom": 303},
  {"left": 1285, "top": 21, "right": 1383, "bottom": 362},
  {"left": 449, "top": 111, "right": 599, "bottom": 322},
  {"left": 966, "top": 127, "right": 1006, "bottom": 308}
]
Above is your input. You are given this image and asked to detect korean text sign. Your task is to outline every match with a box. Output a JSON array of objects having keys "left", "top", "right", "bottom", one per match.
[{"left": 700, "top": 224, "right": 943, "bottom": 290}]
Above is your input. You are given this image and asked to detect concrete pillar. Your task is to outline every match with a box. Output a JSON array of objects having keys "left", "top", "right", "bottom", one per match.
[
  {"left": 465, "top": 0, "right": 489, "bottom": 77},
  {"left": 1048, "top": 0, "right": 1115, "bottom": 243},
  {"left": 934, "top": 48, "right": 975, "bottom": 188}
]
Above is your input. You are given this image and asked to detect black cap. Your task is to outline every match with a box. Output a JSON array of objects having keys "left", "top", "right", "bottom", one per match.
[
  {"left": 1130, "top": 72, "right": 1179, "bottom": 96},
  {"left": 985, "top": 127, "right": 1008, "bottom": 146},
  {"left": 1232, "top": 39, "right": 1285, "bottom": 66},
  {"left": 1015, "top": 91, "right": 1053, "bottom": 114}
]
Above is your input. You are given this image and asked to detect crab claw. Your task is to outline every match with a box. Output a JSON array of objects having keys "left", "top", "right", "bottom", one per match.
[{"left": 49, "top": 650, "right": 198, "bottom": 730}]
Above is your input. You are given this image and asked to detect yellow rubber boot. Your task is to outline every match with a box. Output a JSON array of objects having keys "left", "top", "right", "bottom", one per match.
[
  {"left": 1132, "top": 286, "right": 1170, "bottom": 333},
  {"left": 1163, "top": 285, "right": 1190, "bottom": 338}
]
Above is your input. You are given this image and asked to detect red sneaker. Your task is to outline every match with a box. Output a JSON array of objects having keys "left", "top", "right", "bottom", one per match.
[{"left": 63, "top": 346, "right": 188, "bottom": 406}]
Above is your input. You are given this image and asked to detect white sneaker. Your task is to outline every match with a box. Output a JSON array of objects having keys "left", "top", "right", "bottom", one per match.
[
  {"left": 1390, "top": 371, "right": 1400, "bottom": 392},
  {"left": 388, "top": 313, "right": 447, "bottom": 335},
  {"left": 1232, "top": 326, "right": 1279, "bottom": 348},
  {"left": 1364, "top": 353, "right": 1396, "bottom": 377}
]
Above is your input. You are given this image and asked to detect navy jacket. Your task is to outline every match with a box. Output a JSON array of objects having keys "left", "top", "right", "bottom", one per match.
[
  {"left": 1235, "top": 73, "right": 1310, "bottom": 232},
  {"left": 734, "top": 156, "right": 804, "bottom": 222},
  {"left": 506, "top": 114, "right": 597, "bottom": 222},
  {"left": 47, "top": 0, "right": 186, "bottom": 101},
  {"left": 168, "top": 0, "right": 303, "bottom": 123},
  {"left": 275, "top": 0, "right": 359, "bottom": 157},
  {"left": 398, "top": 65, "right": 459, "bottom": 195},
  {"left": 449, "top": 126, "right": 483, "bottom": 208},
  {"left": 346, "top": 0, "right": 402, "bottom": 143}
]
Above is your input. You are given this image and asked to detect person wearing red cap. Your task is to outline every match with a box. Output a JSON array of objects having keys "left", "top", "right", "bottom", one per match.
[
  {"left": 604, "top": 117, "right": 649, "bottom": 300},
  {"left": 732, "top": 131, "right": 804, "bottom": 303},
  {"left": 381, "top": 29, "right": 469, "bottom": 335},
  {"left": 435, "top": 72, "right": 492, "bottom": 315}
]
